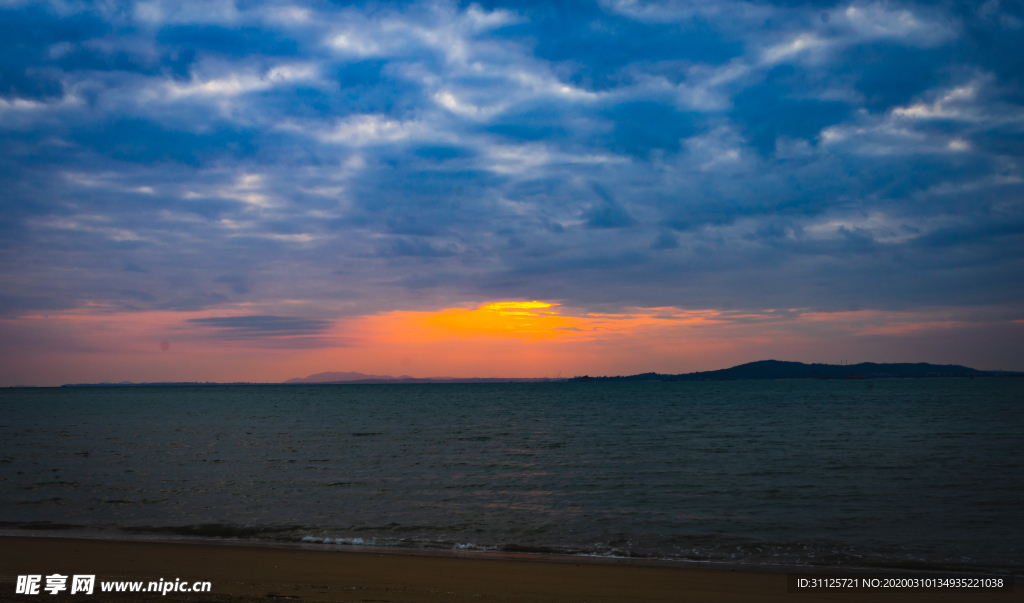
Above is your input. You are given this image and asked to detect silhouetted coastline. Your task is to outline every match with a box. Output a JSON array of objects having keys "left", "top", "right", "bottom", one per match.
[{"left": 569, "top": 359, "right": 1022, "bottom": 382}]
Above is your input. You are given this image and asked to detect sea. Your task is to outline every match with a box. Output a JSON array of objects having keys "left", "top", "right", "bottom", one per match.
[{"left": 1, "top": 379, "right": 1021, "bottom": 575}]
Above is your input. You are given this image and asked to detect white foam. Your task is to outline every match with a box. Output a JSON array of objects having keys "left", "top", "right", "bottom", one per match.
[{"left": 301, "top": 536, "right": 374, "bottom": 546}]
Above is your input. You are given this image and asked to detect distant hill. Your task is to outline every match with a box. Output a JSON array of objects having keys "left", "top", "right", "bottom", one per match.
[
  {"left": 284, "top": 371, "right": 563, "bottom": 384},
  {"left": 568, "top": 360, "right": 1007, "bottom": 382},
  {"left": 284, "top": 371, "right": 412, "bottom": 383}
]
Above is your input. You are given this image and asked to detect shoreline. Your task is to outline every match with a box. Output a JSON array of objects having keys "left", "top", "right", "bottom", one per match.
[
  {"left": 3, "top": 529, "right": 1020, "bottom": 577},
  {"left": 3, "top": 529, "right": 1021, "bottom": 578},
  {"left": 0, "top": 535, "right": 1018, "bottom": 602}
]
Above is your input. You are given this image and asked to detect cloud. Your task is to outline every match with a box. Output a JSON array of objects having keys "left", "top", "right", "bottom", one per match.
[
  {"left": 583, "top": 184, "right": 635, "bottom": 229},
  {"left": 313, "top": 114, "right": 427, "bottom": 146},
  {"left": 185, "top": 315, "right": 331, "bottom": 338},
  {"left": 651, "top": 231, "right": 679, "bottom": 249},
  {"left": 0, "top": 0, "right": 1022, "bottom": 379},
  {"left": 162, "top": 63, "right": 318, "bottom": 100}
]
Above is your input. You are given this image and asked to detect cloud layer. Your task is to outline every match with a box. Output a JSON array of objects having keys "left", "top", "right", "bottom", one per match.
[{"left": 1, "top": 0, "right": 1022, "bottom": 379}]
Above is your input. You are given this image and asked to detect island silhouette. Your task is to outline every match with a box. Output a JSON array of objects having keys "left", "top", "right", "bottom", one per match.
[{"left": 568, "top": 359, "right": 1013, "bottom": 382}]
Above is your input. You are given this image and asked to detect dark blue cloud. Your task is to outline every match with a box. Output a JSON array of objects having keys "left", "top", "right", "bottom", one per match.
[
  {"left": 157, "top": 25, "right": 299, "bottom": 58},
  {"left": 732, "top": 65, "right": 852, "bottom": 155},
  {"left": 69, "top": 119, "right": 259, "bottom": 165},
  {"left": 845, "top": 43, "right": 950, "bottom": 113},
  {"left": 0, "top": 0, "right": 1019, "bottom": 334},
  {"left": 379, "top": 237, "right": 459, "bottom": 257},
  {"left": 604, "top": 101, "right": 697, "bottom": 156},
  {"left": 583, "top": 182, "right": 634, "bottom": 227},
  {"left": 185, "top": 315, "right": 330, "bottom": 336},
  {"left": 650, "top": 231, "right": 679, "bottom": 249},
  {"left": 413, "top": 145, "right": 476, "bottom": 160},
  {"left": 500, "top": 3, "right": 742, "bottom": 92},
  {"left": 0, "top": 7, "right": 108, "bottom": 100}
]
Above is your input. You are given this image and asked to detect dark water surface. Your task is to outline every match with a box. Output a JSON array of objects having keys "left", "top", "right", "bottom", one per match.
[{"left": 1, "top": 380, "right": 1021, "bottom": 573}]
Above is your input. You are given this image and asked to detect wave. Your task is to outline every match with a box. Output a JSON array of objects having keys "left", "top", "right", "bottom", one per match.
[{"left": 5, "top": 522, "right": 1013, "bottom": 575}]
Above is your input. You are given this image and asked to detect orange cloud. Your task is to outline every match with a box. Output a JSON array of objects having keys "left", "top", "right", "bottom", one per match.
[
  {"left": 420, "top": 301, "right": 581, "bottom": 339},
  {"left": 359, "top": 301, "right": 732, "bottom": 345}
]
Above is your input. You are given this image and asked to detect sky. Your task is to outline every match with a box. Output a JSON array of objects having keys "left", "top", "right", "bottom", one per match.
[{"left": 1, "top": 0, "right": 1022, "bottom": 385}]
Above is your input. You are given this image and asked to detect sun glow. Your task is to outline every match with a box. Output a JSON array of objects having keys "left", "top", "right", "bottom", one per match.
[
  {"left": 1, "top": 301, "right": 1007, "bottom": 386},
  {"left": 419, "top": 301, "right": 581, "bottom": 339}
]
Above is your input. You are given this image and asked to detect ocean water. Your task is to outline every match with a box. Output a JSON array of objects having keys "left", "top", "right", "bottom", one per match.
[{"left": 1, "top": 379, "right": 1021, "bottom": 574}]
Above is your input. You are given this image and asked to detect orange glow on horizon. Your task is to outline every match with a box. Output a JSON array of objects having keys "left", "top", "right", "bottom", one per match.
[
  {"left": 419, "top": 301, "right": 581, "bottom": 339},
  {"left": 2, "top": 300, "right": 1018, "bottom": 386},
  {"left": 361, "top": 301, "right": 736, "bottom": 346}
]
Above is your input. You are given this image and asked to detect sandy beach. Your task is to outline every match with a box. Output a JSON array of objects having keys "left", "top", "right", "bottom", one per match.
[{"left": 0, "top": 536, "right": 1016, "bottom": 602}]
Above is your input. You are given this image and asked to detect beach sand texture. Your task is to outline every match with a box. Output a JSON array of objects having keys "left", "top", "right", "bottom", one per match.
[{"left": 0, "top": 537, "right": 1017, "bottom": 603}]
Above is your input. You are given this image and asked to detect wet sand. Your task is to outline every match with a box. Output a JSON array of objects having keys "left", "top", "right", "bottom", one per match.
[{"left": 0, "top": 536, "right": 1017, "bottom": 602}]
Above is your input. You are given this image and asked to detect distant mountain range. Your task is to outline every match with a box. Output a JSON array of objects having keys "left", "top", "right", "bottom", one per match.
[
  {"left": 284, "top": 371, "right": 412, "bottom": 383},
  {"left": 284, "top": 371, "right": 561, "bottom": 384},
  {"left": 568, "top": 360, "right": 1019, "bottom": 382}
]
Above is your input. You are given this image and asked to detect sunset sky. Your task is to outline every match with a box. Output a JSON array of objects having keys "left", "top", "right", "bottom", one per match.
[{"left": 1, "top": 0, "right": 1023, "bottom": 385}]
